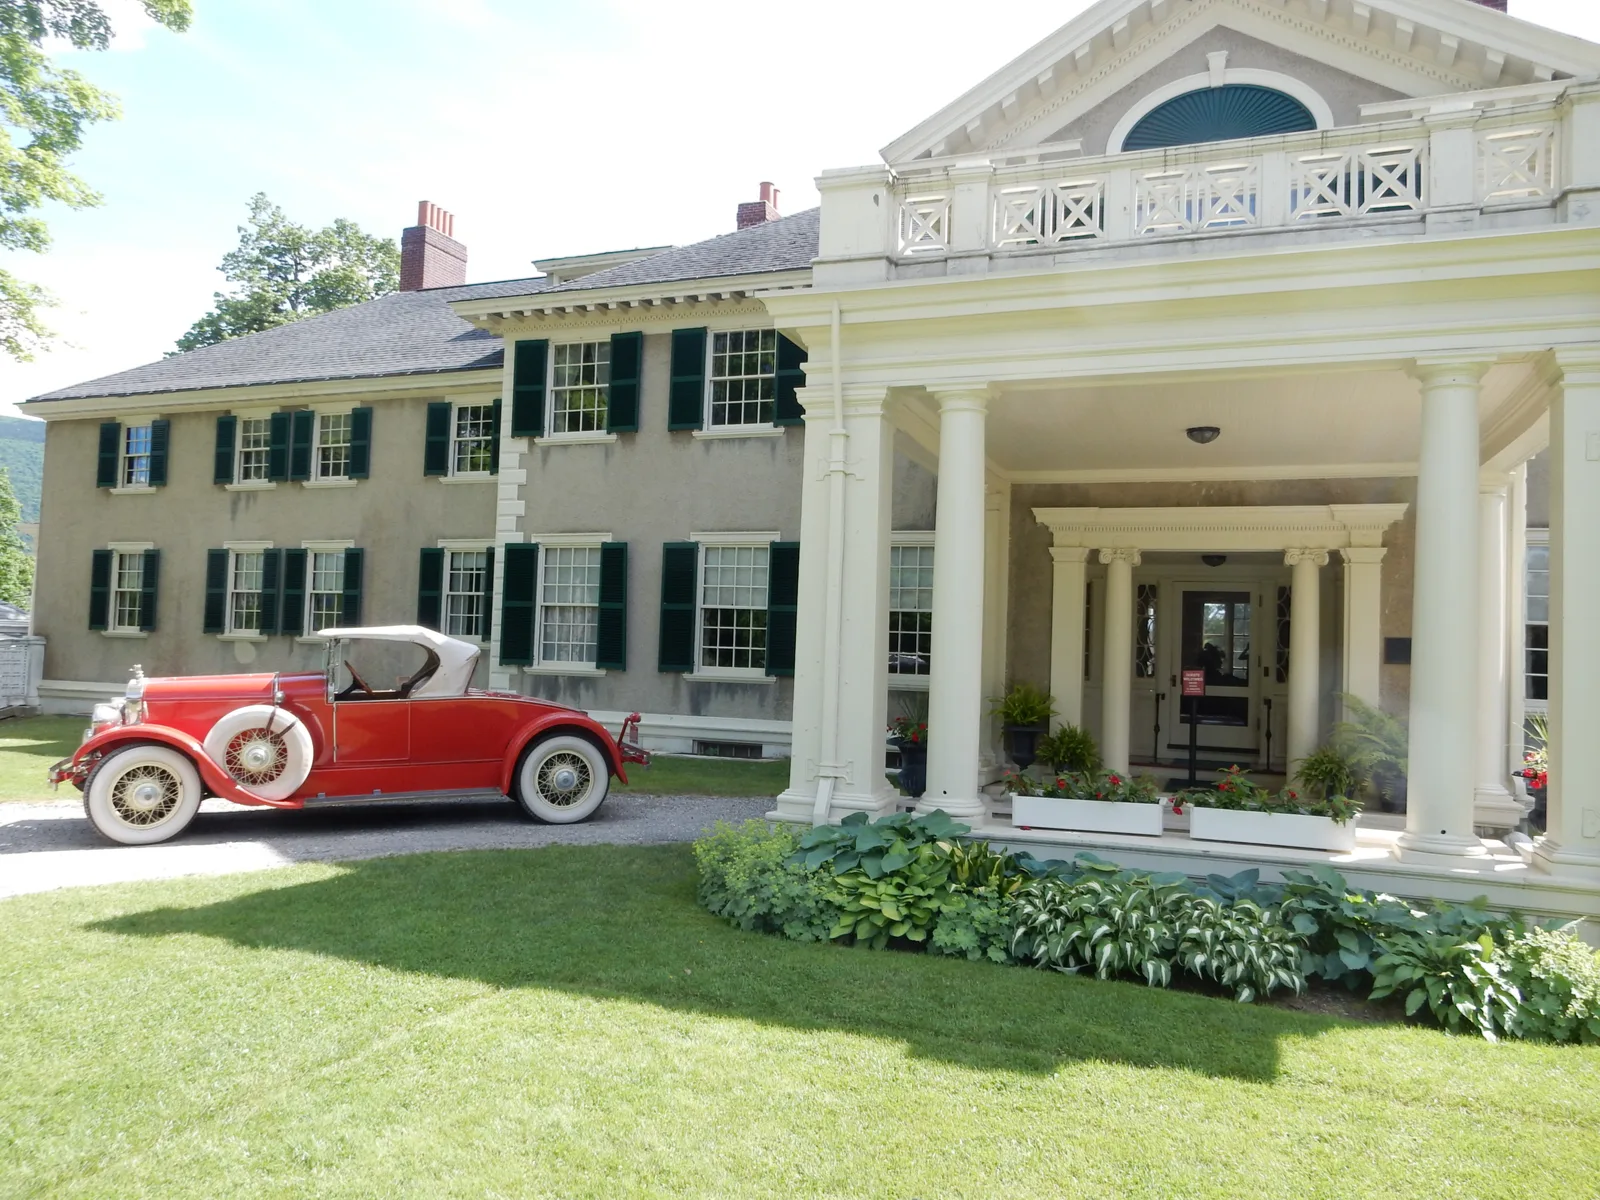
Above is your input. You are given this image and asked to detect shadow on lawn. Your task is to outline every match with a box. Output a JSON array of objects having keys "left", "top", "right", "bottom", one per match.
[{"left": 91, "top": 844, "right": 1344, "bottom": 1082}]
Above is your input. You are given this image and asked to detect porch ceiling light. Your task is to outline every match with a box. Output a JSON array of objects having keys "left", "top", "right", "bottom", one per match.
[
  {"left": 1202, "top": 554, "right": 1228, "bottom": 568},
  {"left": 1186, "top": 425, "right": 1221, "bottom": 444}
]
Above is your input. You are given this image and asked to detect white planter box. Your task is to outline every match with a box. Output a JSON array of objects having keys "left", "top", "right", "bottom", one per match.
[
  {"left": 1011, "top": 794, "right": 1164, "bottom": 837},
  {"left": 1188, "top": 806, "right": 1356, "bottom": 852}
]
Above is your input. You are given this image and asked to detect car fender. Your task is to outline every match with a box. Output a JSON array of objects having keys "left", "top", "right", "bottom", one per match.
[
  {"left": 500, "top": 712, "right": 630, "bottom": 795},
  {"left": 67, "top": 725, "right": 297, "bottom": 808}
]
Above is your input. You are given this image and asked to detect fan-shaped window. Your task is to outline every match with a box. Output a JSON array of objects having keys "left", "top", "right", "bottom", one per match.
[{"left": 1122, "top": 84, "right": 1316, "bottom": 152}]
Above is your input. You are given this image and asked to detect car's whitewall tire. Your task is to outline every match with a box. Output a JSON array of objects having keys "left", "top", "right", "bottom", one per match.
[
  {"left": 84, "top": 743, "right": 204, "bottom": 845},
  {"left": 203, "top": 705, "right": 314, "bottom": 801},
  {"left": 514, "top": 734, "right": 610, "bottom": 824}
]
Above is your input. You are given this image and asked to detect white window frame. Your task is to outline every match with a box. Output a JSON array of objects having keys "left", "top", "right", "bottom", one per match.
[
  {"left": 521, "top": 532, "right": 612, "bottom": 676},
  {"left": 887, "top": 532, "right": 934, "bottom": 690},
  {"left": 1525, "top": 528, "right": 1549, "bottom": 714},
  {"left": 231, "top": 411, "right": 276, "bottom": 490},
  {"left": 108, "top": 422, "right": 157, "bottom": 494},
  {"left": 437, "top": 539, "right": 493, "bottom": 645},
  {"left": 310, "top": 409, "right": 355, "bottom": 485},
  {"left": 705, "top": 328, "right": 779, "bottom": 432},
  {"left": 221, "top": 540, "right": 272, "bottom": 640},
  {"left": 449, "top": 401, "right": 496, "bottom": 478},
  {"left": 103, "top": 540, "right": 154, "bottom": 638},
  {"left": 541, "top": 340, "right": 616, "bottom": 445},
  {"left": 690, "top": 530, "right": 779, "bottom": 683},
  {"left": 300, "top": 539, "right": 354, "bottom": 639}
]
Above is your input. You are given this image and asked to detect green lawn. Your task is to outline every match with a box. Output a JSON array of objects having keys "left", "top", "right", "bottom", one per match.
[
  {"left": 0, "top": 715, "right": 81, "bottom": 801},
  {"left": 613, "top": 752, "right": 789, "bottom": 797},
  {"left": 2, "top": 848, "right": 1596, "bottom": 1199}
]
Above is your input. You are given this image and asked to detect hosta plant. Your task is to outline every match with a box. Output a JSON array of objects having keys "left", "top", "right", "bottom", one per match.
[
  {"left": 941, "top": 839, "right": 1027, "bottom": 897},
  {"left": 1178, "top": 896, "right": 1307, "bottom": 1003},
  {"left": 793, "top": 809, "right": 969, "bottom": 878},
  {"left": 1010, "top": 875, "right": 1191, "bottom": 987},
  {"left": 1369, "top": 930, "right": 1520, "bottom": 1042},
  {"left": 826, "top": 843, "right": 957, "bottom": 949}
]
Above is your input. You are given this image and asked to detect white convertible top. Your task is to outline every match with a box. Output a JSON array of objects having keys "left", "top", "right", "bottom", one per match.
[{"left": 307, "top": 625, "right": 480, "bottom": 699}]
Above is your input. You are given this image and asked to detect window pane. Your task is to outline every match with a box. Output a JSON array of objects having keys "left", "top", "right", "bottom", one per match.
[
  {"left": 539, "top": 546, "right": 601, "bottom": 661},
  {"left": 887, "top": 545, "right": 934, "bottom": 675},
  {"left": 307, "top": 550, "right": 345, "bottom": 632},
  {"left": 453, "top": 404, "right": 494, "bottom": 474},
  {"left": 230, "top": 551, "right": 264, "bottom": 633},
  {"left": 238, "top": 417, "right": 272, "bottom": 482},
  {"left": 123, "top": 425, "right": 152, "bottom": 487},
  {"left": 551, "top": 342, "right": 610, "bottom": 434},
  {"left": 112, "top": 552, "right": 144, "bottom": 630},
  {"left": 700, "top": 545, "right": 769, "bottom": 669},
  {"left": 316, "top": 412, "right": 352, "bottom": 479},
  {"left": 445, "top": 550, "right": 487, "bottom": 638},
  {"left": 708, "top": 330, "right": 777, "bottom": 427}
]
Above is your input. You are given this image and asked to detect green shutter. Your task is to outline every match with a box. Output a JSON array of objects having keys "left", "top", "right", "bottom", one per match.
[
  {"left": 417, "top": 547, "right": 444, "bottom": 630},
  {"left": 88, "top": 549, "right": 112, "bottom": 630},
  {"left": 138, "top": 549, "right": 160, "bottom": 632},
  {"left": 596, "top": 542, "right": 628, "bottom": 670},
  {"left": 500, "top": 542, "right": 539, "bottom": 666},
  {"left": 267, "top": 411, "right": 291, "bottom": 481},
  {"left": 203, "top": 549, "right": 228, "bottom": 634},
  {"left": 481, "top": 548, "right": 495, "bottom": 641},
  {"left": 607, "top": 332, "right": 642, "bottom": 433},
  {"left": 341, "top": 548, "right": 364, "bottom": 626},
  {"left": 658, "top": 542, "right": 698, "bottom": 672},
  {"left": 289, "top": 410, "right": 315, "bottom": 481},
  {"left": 511, "top": 339, "right": 548, "bottom": 438},
  {"left": 214, "top": 415, "right": 237, "bottom": 485},
  {"left": 96, "top": 423, "right": 120, "bottom": 488},
  {"left": 280, "top": 549, "right": 307, "bottom": 636},
  {"left": 668, "top": 328, "right": 707, "bottom": 431},
  {"left": 349, "top": 407, "right": 373, "bottom": 479},
  {"left": 774, "top": 334, "right": 808, "bottom": 426},
  {"left": 766, "top": 541, "right": 800, "bottom": 677},
  {"left": 259, "top": 549, "right": 283, "bottom": 635},
  {"left": 423, "top": 401, "right": 451, "bottom": 476},
  {"left": 148, "top": 420, "right": 171, "bottom": 486},
  {"left": 489, "top": 398, "right": 502, "bottom": 474}
]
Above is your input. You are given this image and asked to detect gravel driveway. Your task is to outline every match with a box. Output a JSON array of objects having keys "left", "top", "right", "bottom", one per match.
[{"left": 0, "top": 793, "right": 774, "bottom": 899}]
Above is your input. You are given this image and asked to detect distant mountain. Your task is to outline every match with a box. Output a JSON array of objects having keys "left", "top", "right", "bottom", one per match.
[{"left": 0, "top": 416, "right": 43, "bottom": 524}]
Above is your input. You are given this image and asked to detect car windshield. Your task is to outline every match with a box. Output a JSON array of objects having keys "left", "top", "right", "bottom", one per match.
[{"left": 327, "top": 638, "right": 438, "bottom": 701}]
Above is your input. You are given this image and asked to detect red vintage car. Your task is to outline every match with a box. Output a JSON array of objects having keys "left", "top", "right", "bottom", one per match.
[{"left": 49, "top": 625, "right": 649, "bottom": 845}]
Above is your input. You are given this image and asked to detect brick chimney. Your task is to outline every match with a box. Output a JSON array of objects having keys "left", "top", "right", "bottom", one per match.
[
  {"left": 736, "top": 182, "right": 780, "bottom": 231},
  {"left": 400, "top": 201, "right": 467, "bottom": 291}
]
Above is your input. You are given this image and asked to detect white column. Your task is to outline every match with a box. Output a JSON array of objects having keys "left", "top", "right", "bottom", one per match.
[
  {"left": 1473, "top": 473, "right": 1522, "bottom": 832},
  {"left": 772, "top": 387, "right": 898, "bottom": 826},
  {"left": 1398, "top": 362, "right": 1490, "bottom": 862},
  {"left": 1285, "top": 549, "right": 1328, "bottom": 769},
  {"left": 921, "top": 389, "right": 989, "bottom": 818},
  {"left": 1049, "top": 547, "right": 1090, "bottom": 729},
  {"left": 978, "top": 481, "right": 1011, "bottom": 783},
  {"left": 1340, "top": 547, "right": 1387, "bottom": 710},
  {"left": 1099, "top": 549, "right": 1139, "bottom": 776},
  {"left": 1506, "top": 465, "right": 1531, "bottom": 814},
  {"left": 1535, "top": 352, "right": 1600, "bottom": 878}
]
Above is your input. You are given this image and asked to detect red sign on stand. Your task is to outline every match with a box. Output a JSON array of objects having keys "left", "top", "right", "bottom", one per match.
[{"left": 1181, "top": 670, "right": 1206, "bottom": 697}]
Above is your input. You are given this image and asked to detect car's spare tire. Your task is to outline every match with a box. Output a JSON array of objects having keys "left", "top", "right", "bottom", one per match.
[{"left": 203, "top": 705, "right": 314, "bottom": 801}]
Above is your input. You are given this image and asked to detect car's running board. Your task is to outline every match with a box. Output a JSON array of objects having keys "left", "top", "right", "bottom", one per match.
[{"left": 299, "top": 788, "right": 509, "bottom": 809}]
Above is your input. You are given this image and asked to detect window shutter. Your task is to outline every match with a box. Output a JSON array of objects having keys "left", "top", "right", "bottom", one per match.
[
  {"left": 349, "top": 407, "right": 373, "bottom": 479},
  {"left": 500, "top": 542, "right": 539, "bottom": 666},
  {"left": 267, "top": 411, "right": 291, "bottom": 481},
  {"left": 423, "top": 401, "right": 451, "bottom": 476},
  {"left": 774, "top": 334, "right": 808, "bottom": 426},
  {"left": 259, "top": 548, "right": 283, "bottom": 635},
  {"left": 668, "top": 328, "right": 707, "bottom": 431},
  {"left": 214, "top": 415, "right": 237, "bottom": 485},
  {"left": 511, "top": 339, "right": 548, "bottom": 438},
  {"left": 658, "top": 542, "right": 698, "bottom": 672},
  {"left": 596, "top": 542, "right": 628, "bottom": 670},
  {"left": 607, "top": 332, "right": 643, "bottom": 433},
  {"left": 766, "top": 541, "right": 800, "bottom": 676},
  {"left": 489, "top": 398, "right": 502, "bottom": 474},
  {"left": 148, "top": 419, "right": 171, "bottom": 486},
  {"left": 481, "top": 548, "right": 495, "bottom": 641},
  {"left": 417, "top": 547, "right": 444, "bottom": 629},
  {"left": 341, "top": 548, "right": 365, "bottom": 626},
  {"left": 280, "top": 549, "right": 307, "bottom": 636},
  {"left": 138, "top": 549, "right": 160, "bottom": 632},
  {"left": 289, "top": 410, "right": 315, "bottom": 481},
  {"left": 88, "top": 549, "right": 112, "bottom": 630},
  {"left": 96, "top": 423, "right": 121, "bottom": 488},
  {"left": 203, "top": 549, "right": 228, "bottom": 634}
]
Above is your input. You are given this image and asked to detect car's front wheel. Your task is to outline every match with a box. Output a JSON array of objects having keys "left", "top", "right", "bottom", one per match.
[
  {"left": 83, "top": 744, "right": 204, "bottom": 845},
  {"left": 513, "top": 734, "right": 611, "bottom": 824}
]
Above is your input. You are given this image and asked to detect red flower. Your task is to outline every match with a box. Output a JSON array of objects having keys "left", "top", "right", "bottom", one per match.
[
  {"left": 1288, "top": 790, "right": 1298, "bottom": 800},
  {"left": 1108, "top": 775, "right": 1122, "bottom": 786},
  {"left": 1171, "top": 804, "right": 1183, "bottom": 815}
]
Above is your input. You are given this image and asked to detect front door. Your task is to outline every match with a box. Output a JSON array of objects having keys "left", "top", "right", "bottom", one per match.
[{"left": 1168, "top": 587, "right": 1258, "bottom": 756}]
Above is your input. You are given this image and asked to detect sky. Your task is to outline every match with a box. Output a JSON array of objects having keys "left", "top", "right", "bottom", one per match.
[{"left": 0, "top": 0, "right": 1596, "bottom": 417}]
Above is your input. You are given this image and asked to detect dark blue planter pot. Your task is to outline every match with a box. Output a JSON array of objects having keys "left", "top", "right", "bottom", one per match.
[
  {"left": 893, "top": 739, "right": 927, "bottom": 799},
  {"left": 1005, "top": 724, "right": 1047, "bottom": 772}
]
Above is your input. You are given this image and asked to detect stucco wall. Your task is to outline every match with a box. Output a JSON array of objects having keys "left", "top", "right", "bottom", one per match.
[
  {"left": 35, "top": 388, "right": 497, "bottom": 687},
  {"left": 1043, "top": 27, "right": 1405, "bottom": 153}
]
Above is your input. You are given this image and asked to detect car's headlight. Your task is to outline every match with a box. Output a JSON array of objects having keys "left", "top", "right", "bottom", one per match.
[{"left": 88, "top": 701, "right": 123, "bottom": 740}]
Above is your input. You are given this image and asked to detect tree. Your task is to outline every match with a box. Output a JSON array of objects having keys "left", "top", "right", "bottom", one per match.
[
  {"left": 0, "top": 466, "right": 34, "bottom": 608},
  {"left": 175, "top": 194, "right": 400, "bottom": 351},
  {"left": 0, "top": 0, "right": 193, "bottom": 359}
]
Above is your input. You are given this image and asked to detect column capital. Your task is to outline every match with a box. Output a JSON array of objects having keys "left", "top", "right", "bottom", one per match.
[
  {"left": 1340, "top": 546, "right": 1388, "bottom": 566},
  {"left": 1098, "top": 547, "right": 1142, "bottom": 567},
  {"left": 1284, "top": 548, "right": 1330, "bottom": 567},
  {"left": 1050, "top": 546, "right": 1091, "bottom": 565},
  {"left": 1408, "top": 358, "right": 1494, "bottom": 387},
  {"left": 928, "top": 385, "right": 995, "bottom": 414}
]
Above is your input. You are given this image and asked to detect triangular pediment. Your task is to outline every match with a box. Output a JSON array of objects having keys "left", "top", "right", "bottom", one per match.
[{"left": 883, "top": 0, "right": 1600, "bottom": 164}]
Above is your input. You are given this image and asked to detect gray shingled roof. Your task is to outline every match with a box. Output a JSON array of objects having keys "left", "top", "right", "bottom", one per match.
[{"left": 545, "top": 207, "right": 819, "bottom": 293}]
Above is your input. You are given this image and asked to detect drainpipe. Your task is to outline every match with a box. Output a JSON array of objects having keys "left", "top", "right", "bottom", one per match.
[{"left": 812, "top": 301, "right": 849, "bottom": 826}]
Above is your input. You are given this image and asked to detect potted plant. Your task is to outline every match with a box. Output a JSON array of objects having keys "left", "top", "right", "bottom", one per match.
[
  {"left": 1038, "top": 723, "right": 1099, "bottom": 776},
  {"left": 1183, "top": 766, "right": 1360, "bottom": 853},
  {"left": 1514, "top": 714, "right": 1548, "bottom": 829},
  {"left": 990, "top": 683, "right": 1056, "bottom": 771},
  {"left": 1010, "top": 770, "right": 1164, "bottom": 837},
  {"left": 1332, "top": 694, "right": 1407, "bottom": 814},
  {"left": 888, "top": 713, "right": 929, "bottom": 799}
]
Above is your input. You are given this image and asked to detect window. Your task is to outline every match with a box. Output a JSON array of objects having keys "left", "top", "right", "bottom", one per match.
[
  {"left": 307, "top": 550, "right": 345, "bottom": 632},
  {"left": 539, "top": 546, "right": 602, "bottom": 662},
  {"left": 709, "top": 330, "right": 777, "bottom": 427},
  {"left": 1135, "top": 583, "right": 1158, "bottom": 678},
  {"left": 1526, "top": 539, "right": 1549, "bottom": 704},
  {"left": 452, "top": 403, "right": 495, "bottom": 475},
  {"left": 315, "top": 412, "right": 352, "bottom": 480},
  {"left": 550, "top": 342, "right": 611, "bottom": 434},
  {"left": 1276, "top": 585, "right": 1292, "bottom": 684},
  {"left": 122, "top": 425, "right": 152, "bottom": 487},
  {"left": 229, "top": 551, "right": 265, "bottom": 634},
  {"left": 237, "top": 416, "right": 272, "bottom": 482},
  {"left": 446, "top": 549, "right": 489, "bottom": 639},
  {"left": 888, "top": 544, "right": 933, "bottom": 676},
  {"left": 110, "top": 552, "right": 144, "bottom": 632},
  {"left": 700, "top": 545, "right": 769, "bottom": 671}
]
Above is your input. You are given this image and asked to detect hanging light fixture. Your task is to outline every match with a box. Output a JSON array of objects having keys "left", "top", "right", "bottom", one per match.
[{"left": 1186, "top": 425, "right": 1221, "bottom": 444}]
